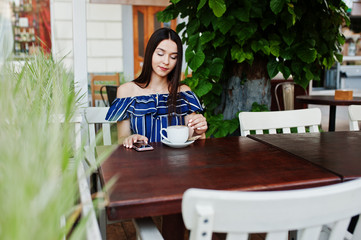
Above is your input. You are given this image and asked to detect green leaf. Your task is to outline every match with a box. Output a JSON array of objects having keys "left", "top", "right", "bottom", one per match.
[
  {"left": 185, "top": 47, "right": 194, "bottom": 62},
  {"left": 231, "top": 45, "right": 245, "bottom": 63},
  {"left": 200, "top": 31, "right": 216, "bottom": 45},
  {"left": 278, "top": 64, "right": 291, "bottom": 79},
  {"left": 232, "top": 8, "right": 249, "bottom": 22},
  {"left": 185, "top": 77, "right": 199, "bottom": 90},
  {"left": 157, "top": 8, "right": 177, "bottom": 22},
  {"left": 252, "top": 39, "right": 270, "bottom": 55},
  {"left": 238, "top": 23, "right": 257, "bottom": 41},
  {"left": 189, "top": 47, "right": 205, "bottom": 71},
  {"left": 334, "top": 52, "right": 343, "bottom": 63},
  {"left": 187, "top": 19, "right": 200, "bottom": 35},
  {"left": 261, "top": 16, "right": 275, "bottom": 30},
  {"left": 212, "top": 83, "right": 223, "bottom": 95},
  {"left": 303, "top": 66, "right": 314, "bottom": 81},
  {"left": 197, "top": 0, "right": 207, "bottom": 11},
  {"left": 281, "top": 31, "right": 296, "bottom": 46},
  {"left": 231, "top": 46, "right": 253, "bottom": 63},
  {"left": 213, "top": 34, "right": 226, "bottom": 48},
  {"left": 209, "top": 0, "right": 227, "bottom": 17},
  {"left": 270, "top": 44, "right": 280, "bottom": 57},
  {"left": 195, "top": 81, "right": 213, "bottom": 97},
  {"left": 270, "top": 0, "right": 285, "bottom": 14},
  {"left": 296, "top": 46, "right": 317, "bottom": 64},
  {"left": 267, "top": 59, "right": 279, "bottom": 78},
  {"left": 188, "top": 34, "right": 199, "bottom": 49},
  {"left": 176, "top": 22, "right": 186, "bottom": 33},
  {"left": 251, "top": 41, "right": 262, "bottom": 52},
  {"left": 279, "top": 47, "right": 293, "bottom": 60},
  {"left": 171, "top": 0, "right": 181, "bottom": 3},
  {"left": 214, "top": 126, "right": 230, "bottom": 138},
  {"left": 199, "top": 9, "right": 214, "bottom": 27},
  {"left": 209, "top": 58, "right": 224, "bottom": 77},
  {"left": 217, "top": 17, "right": 235, "bottom": 35},
  {"left": 291, "top": 61, "right": 302, "bottom": 75}
]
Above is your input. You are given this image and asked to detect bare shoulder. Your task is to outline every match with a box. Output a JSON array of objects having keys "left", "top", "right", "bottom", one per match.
[
  {"left": 179, "top": 84, "right": 192, "bottom": 92},
  {"left": 117, "top": 81, "right": 138, "bottom": 98}
]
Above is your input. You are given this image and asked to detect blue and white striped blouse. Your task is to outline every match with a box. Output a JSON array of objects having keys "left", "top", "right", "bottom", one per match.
[{"left": 105, "top": 91, "right": 203, "bottom": 142}]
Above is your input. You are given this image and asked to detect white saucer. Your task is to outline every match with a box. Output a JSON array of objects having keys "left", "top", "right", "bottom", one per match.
[{"left": 161, "top": 139, "right": 194, "bottom": 148}]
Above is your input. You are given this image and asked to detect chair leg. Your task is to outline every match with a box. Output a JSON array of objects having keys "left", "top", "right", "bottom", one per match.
[{"left": 99, "top": 206, "right": 107, "bottom": 240}]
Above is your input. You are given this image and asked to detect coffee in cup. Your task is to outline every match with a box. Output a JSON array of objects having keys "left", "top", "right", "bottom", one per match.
[{"left": 160, "top": 125, "right": 189, "bottom": 144}]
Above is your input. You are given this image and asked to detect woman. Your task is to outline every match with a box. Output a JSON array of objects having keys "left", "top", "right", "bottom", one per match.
[{"left": 106, "top": 28, "right": 207, "bottom": 148}]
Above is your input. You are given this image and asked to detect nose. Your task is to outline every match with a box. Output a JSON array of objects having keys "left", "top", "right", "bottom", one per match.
[{"left": 163, "top": 55, "right": 169, "bottom": 65}]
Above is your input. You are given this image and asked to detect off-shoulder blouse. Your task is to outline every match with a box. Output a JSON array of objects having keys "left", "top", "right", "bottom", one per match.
[{"left": 105, "top": 91, "right": 203, "bottom": 142}]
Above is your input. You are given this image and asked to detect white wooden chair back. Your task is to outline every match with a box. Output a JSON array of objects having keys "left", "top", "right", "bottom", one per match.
[
  {"left": 348, "top": 105, "right": 361, "bottom": 131},
  {"left": 83, "top": 107, "right": 117, "bottom": 240},
  {"left": 51, "top": 113, "right": 102, "bottom": 240},
  {"left": 84, "top": 107, "right": 116, "bottom": 147},
  {"left": 182, "top": 179, "right": 361, "bottom": 240},
  {"left": 239, "top": 108, "right": 321, "bottom": 136}
]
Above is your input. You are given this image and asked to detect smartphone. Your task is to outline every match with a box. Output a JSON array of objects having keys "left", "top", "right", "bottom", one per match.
[{"left": 132, "top": 142, "right": 154, "bottom": 152}]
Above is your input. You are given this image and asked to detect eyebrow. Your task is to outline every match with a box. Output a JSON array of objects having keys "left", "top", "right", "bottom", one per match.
[{"left": 156, "top": 47, "right": 178, "bottom": 55}]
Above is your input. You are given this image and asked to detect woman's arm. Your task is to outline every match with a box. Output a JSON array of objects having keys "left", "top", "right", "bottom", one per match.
[{"left": 116, "top": 83, "right": 148, "bottom": 148}]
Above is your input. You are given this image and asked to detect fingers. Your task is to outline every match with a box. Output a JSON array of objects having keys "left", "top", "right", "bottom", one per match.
[
  {"left": 123, "top": 134, "right": 148, "bottom": 148},
  {"left": 188, "top": 114, "right": 208, "bottom": 132}
]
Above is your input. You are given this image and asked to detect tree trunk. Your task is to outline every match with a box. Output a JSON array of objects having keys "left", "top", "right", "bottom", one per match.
[{"left": 220, "top": 76, "right": 271, "bottom": 120}]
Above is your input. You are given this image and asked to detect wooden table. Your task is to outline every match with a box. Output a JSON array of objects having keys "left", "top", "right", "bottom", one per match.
[
  {"left": 248, "top": 131, "right": 361, "bottom": 181},
  {"left": 99, "top": 136, "right": 341, "bottom": 239},
  {"left": 296, "top": 95, "right": 361, "bottom": 131}
]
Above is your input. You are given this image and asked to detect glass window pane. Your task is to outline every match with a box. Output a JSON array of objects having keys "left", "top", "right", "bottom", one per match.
[
  {"left": 138, "top": 11, "right": 144, "bottom": 57},
  {"left": 163, "top": 21, "right": 171, "bottom": 28},
  {"left": 154, "top": 12, "right": 161, "bottom": 30}
]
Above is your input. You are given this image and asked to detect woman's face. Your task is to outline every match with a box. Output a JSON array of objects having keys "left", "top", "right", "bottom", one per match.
[{"left": 151, "top": 39, "right": 178, "bottom": 79}]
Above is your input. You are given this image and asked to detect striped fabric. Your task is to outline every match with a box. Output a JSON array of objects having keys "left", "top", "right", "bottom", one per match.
[{"left": 105, "top": 91, "right": 203, "bottom": 142}]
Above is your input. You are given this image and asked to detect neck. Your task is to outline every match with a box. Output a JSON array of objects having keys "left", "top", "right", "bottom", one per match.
[{"left": 148, "top": 73, "right": 169, "bottom": 93}]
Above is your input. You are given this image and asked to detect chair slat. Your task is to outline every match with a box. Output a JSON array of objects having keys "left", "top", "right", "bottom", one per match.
[
  {"left": 282, "top": 127, "right": 291, "bottom": 134},
  {"left": 102, "top": 123, "right": 112, "bottom": 145},
  {"left": 265, "top": 231, "right": 288, "bottom": 240},
  {"left": 298, "top": 226, "right": 322, "bottom": 240},
  {"left": 226, "top": 233, "right": 248, "bottom": 240},
  {"left": 328, "top": 219, "right": 350, "bottom": 240},
  {"left": 269, "top": 128, "right": 277, "bottom": 134},
  {"left": 297, "top": 126, "right": 306, "bottom": 133}
]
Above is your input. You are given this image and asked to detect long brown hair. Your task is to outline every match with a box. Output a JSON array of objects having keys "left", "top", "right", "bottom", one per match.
[{"left": 133, "top": 28, "right": 183, "bottom": 121}]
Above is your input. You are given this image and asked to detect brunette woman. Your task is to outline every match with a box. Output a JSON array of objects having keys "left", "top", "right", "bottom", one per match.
[{"left": 106, "top": 28, "right": 207, "bottom": 148}]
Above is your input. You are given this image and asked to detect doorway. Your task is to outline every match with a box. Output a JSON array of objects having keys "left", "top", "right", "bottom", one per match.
[{"left": 132, "top": 6, "right": 177, "bottom": 77}]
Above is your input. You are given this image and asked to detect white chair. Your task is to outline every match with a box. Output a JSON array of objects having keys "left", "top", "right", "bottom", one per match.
[
  {"left": 83, "top": 107, "right": 117, "bottom": 239},
  {"left": 239, "top": 108, "right": 322, "bottom": 136},
  {"left": 83, "top": 107, "right": 162, "bottom": 240},
  {"left": 84, "top": 107, "right": 116, "bottom": 170},
  {"left": 348, "top": 105, "right": 361, "bottom": 131},
  {"left": 275, "top": 82, "right": 307, "bottom": 111},
  {"left": 182, "top": 179, "right": 361, "bottom": 240},
  {"left": 52, "top": 113, "right": 102, "bottom": 240}
]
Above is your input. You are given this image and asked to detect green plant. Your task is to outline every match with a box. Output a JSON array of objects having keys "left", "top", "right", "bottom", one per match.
[
  {"left": 0, "top": 52, "right": 88, "bottom": 239},
  {"left": 158, "top": 0, "right": 349, "bottom": 138}
]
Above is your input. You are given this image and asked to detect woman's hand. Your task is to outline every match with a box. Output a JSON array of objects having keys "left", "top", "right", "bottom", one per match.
[
  {"left": 122, "top": 134, "right": 149, "bottom": 148},
  {"left": 187, "top": 113, "right": 208, "bottom": 137}
]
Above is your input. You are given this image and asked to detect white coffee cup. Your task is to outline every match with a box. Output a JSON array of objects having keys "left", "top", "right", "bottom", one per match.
[{"left": 160, "top": 125, "right": 189, "bottom": 144}]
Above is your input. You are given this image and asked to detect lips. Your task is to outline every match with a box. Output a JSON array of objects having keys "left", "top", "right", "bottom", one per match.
[{"left": 159, "top": 66, "right": 168, "bottom": 71}]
